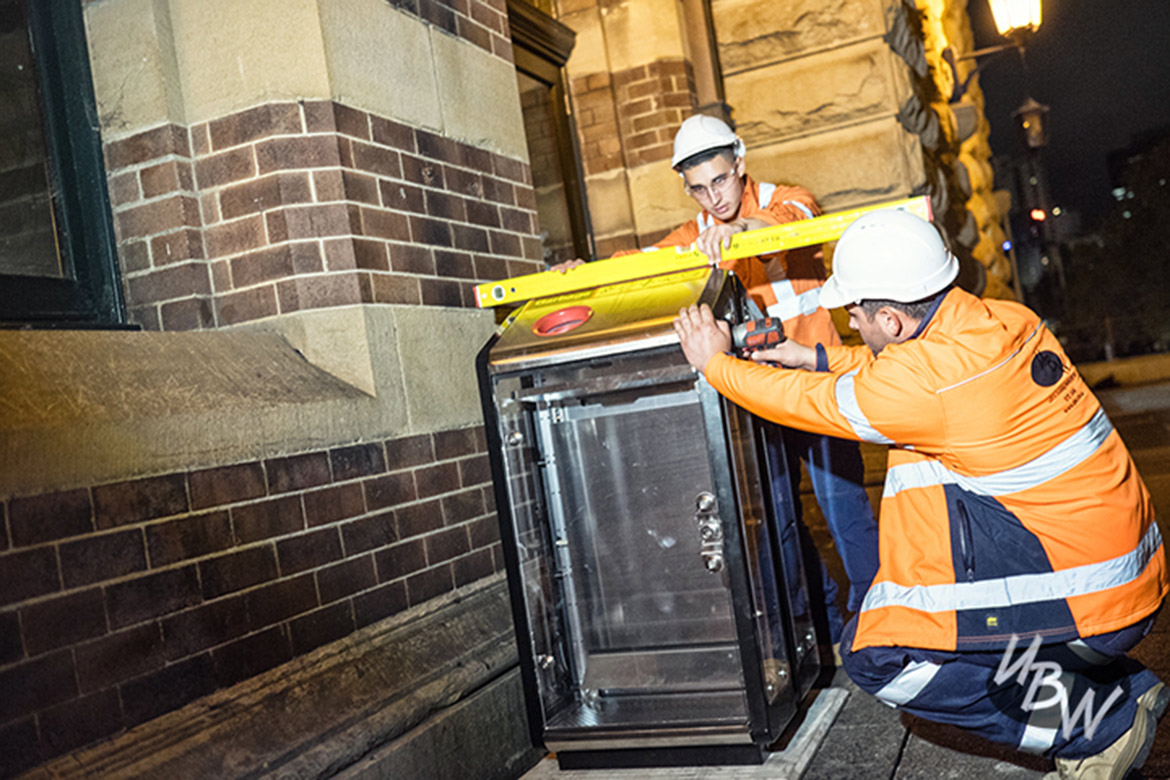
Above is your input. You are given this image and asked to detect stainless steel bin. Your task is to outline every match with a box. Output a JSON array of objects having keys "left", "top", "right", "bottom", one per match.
[{"left": 477, "top": 267, "right": 821, "bottom": 768}]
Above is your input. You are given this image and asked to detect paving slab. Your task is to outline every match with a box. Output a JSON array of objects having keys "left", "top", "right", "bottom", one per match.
[{"left": 520, "top": 688, "right": 848, "bottom": 780}]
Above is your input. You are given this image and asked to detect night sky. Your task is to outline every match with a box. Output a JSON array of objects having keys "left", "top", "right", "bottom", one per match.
[{"left": 967, "top": 0, "right": 1170, "bottom": 227}]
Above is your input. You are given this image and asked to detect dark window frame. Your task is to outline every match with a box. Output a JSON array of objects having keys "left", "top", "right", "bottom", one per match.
[
  {"left": 1, "top": 0, "right": 125, "bottom": 327},
  {"left": 507, "top": 0, "right": 595, "bottom": 262}
]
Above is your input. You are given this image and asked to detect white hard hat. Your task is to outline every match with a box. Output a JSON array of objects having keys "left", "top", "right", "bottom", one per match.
[
  {"left": 819, "top": 209, "right": 958, "bottom": 308},
  {"left": 671, "top": 115, "right": 746, "bottom": 169}
]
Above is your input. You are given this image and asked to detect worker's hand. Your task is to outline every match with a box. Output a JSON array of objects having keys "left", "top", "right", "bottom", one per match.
[
  {"left": 550, "top": 258, "right": 586, "bottom": 274},
  {"left": 673, "top": 304, "right": 732, "bottom": 372},
  {"left": 694, "top": 222, "right": 745, "bottom": 264},
  {"left": 751, "top": 341, "right": 816, "bottom": 371}
]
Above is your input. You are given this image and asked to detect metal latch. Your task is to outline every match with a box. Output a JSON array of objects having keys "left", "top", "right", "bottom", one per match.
[{"left": 694, "top": 491, "right": 724, "bottom": 573}]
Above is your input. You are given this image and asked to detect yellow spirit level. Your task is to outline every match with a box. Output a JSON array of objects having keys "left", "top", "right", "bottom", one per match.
[{"left": 474, "top": 195, "right": 931, "bottom": 307}]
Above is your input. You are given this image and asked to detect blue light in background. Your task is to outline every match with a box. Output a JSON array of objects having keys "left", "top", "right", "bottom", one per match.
[{"left": 1001, "top": 240, "right": 1013, "bottom": 252}]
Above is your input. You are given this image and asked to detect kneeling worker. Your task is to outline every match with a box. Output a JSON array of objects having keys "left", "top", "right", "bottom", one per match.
[{"left": 672, "top": 209, "right": 1168, "bottom": 778}]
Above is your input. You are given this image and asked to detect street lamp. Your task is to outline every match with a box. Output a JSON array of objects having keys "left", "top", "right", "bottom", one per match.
[
  {"left": 946, "top": 0, "right": 1043, "bottom": 102},
  {"left": 1013, "top": 96, "right": 1050, "bottom": 149},
  {"left": 988, "top": 0, "right": 1042, "bottom": 45}
]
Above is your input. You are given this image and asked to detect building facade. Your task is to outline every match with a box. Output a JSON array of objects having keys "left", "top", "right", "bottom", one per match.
[{"left": 0, "top": 0, "right": 1011, "bottom": 775}]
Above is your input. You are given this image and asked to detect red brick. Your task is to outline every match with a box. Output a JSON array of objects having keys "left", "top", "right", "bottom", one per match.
[
  {"left": 104, "top": 124, "right": 188, "bottom": 169},
  {"left": 145, "top": 510, "right": 233, "bottom": 567},
  {"left": 0, "top": 651, "right": 78, "bottom": 725},
  {"left": 395, "top": 499, "right": 443, "bottom": 539},
  {"left": 350, "top": 141, "right": 403, "bottom": 179},
  {"left": 93, "top": 474, "right": 188, "bottom": 529},
  {"left": 456, "top": 16, "right": 492, "bottom": 52},
  {"left": 373, "top": 538, "right": 426, "bottom": 581},
  {"left": 106, "top": 565, "right": 201, "bottom": 629},
  {"left": 190, "top": 123, "right": 210, "bottom": 155},
  {"left": 303, "top": 484, "right": 365, "bottom": 528},
  {"left": 200, "top": 191, "right": 220, "bottom": 225},
  {"left": 316, "top": 555, "right": 376, "bottom": 603},
  {"left": 490, "top": 32, "right": 513, "bottom": 63},
  {"left": 420, "top": 278, "right": 462, "bottom": 307},
  {"left": 401, "top": 154, "right": 445, "bottom": 188},
  {"left": 340, "top": 511, "right": 398, "bottom": 556},
  {"left": 302, "top": 100, "right": 337, "bottom": 133},
  {"left": 109, "top": 171, "right": 140, "bottom": 206},
  {"left": 290, "top": 241, "right": 324, "bottom": 273},
  {"left": 189, "top": 462, "right": 266, "bottom": 510},
  {"left": 289, "top": 601, "right": 353, "bottom": 655},
  {"left": 330, "top": 443, "right": 386, "bottom": 481},
  {"left": 256, "top": 136, "right": 342, "bottom": 174},
  {"left": 473, "top": 254, "right": 509, "bottom": 280},
  {"left": 434, "top": 249, "right": 474, "bottom": 279},
  {"left": 353, "top": 580, "right": 407, "bottom": 627},
  {"left": 204, "top": 214, "right": 266, "bottom": 258},
  {"left": 209, "top": 103, "right": 302, "bottom": 150},
  {"left": 277, "top": 527, "right": 343, "bottom": 575},
  {"left": 214, "top": 628, "right": 296, "bottom": 688},
  {"left": 161, "top": 596, "right": 248, "bottom": 659},
  {"left": 194, "top": 147, "right": 256, "bottom": 189},
  {"left": 199, "top": 545, "right": 278, "bottom": 599},
  {"left": 313, "top": 168, "right": 346, "bottom": 202},
  {"left": 117, "top": 195, "right": 200, "bottom": 239},
  {"left": 453, "top": 548, "right": 494, "bottom": 587},
  {"left": 363, "top": 472, "right": 416, "bottom": 511},
  {"left": 128, "top": 304, "right": 161, "bottom": 331},
  {"left": 469, "top": 1, "right": 503, "bottom": 33},
  {"left": 468, "top": 515, "right": 500, "bottom": 548},
  {"left": 216, "top": 284, "right": 278, "bottom": 324},
  {"left": 370, "top": 273, "right": 421, "bottom": 305},
  {"left": 425, "top": 525, "right": 470, "bottom": 565},
  {"left": 232, "top": 495, "right": 304, "bottom": 544},
  {"left": 243, "top": 573, "right": 317, "bottom": 628},
  {"left": 121, "top": 654, "right": 213, "bottom": 727},
  {"left": 219, "top": 172, "right": 313, "bottom": 220},
  {"left": 338, "top": 170, "right": 379, "bottom": 205},
  {"left": 20, "top": 589, "right": 107, "bottom": 656},
  {"left": 407, "top": 565, "right": 453, "bottom": 605},
  {"left": 161, "top": 296, "right": 214, "bottom": 331},
  {"left": 361, "top": 208, "right": 412, "bottom": 242},
  {"left": 211, "top": 259, "right": 231, "bottom": 292},
  {"left": 370, "top": 116, "right": 415, "bottom": 152},
  {"left": 119, "top": 240, "right": 151, "bottom": 273},
  {"left": 140, "top": 160, "right": 194, "bottom": 198},
  {"left": 59, "top": 529, "right": 147, "bottom": 588},
  {"left": 280, "top": 203, "right": 355, "bottom": 240},
  {"left": 379, "top": 180, "right": 426, "bottom": 214},
  {"left": 324, "top": 238, "right": 357, "bottom": 271},
  {"left": 150, "top": 228, "right": 204, "bottom": 266},
  {"left": 75, "top": 623, "right": 165, "bottom": 693},
  {"left": 387, "top": 242, "right": 434, "bottom": 275},
  {"left": 38, "top": 688, "right": 124, "bottom": 757},
  {"left": 331, "top": 103, "right": 370, "bottom": 139},
  {"left": 9, "top": 489, "right": 93, "bottom": 547},
  {"left": 277, "top": 272, "right": 368, "bottom": 313},
  {"left": 231, "top": 245, "right": 294, "bottom": 288},
  {"left": 352, "top": 239, "right": 389, "bottom": 271},
  {"left": 127, "top": 262, "right": 212, "bottom": 304}
]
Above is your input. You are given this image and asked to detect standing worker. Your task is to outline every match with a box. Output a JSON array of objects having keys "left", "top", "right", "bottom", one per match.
[
  {"left": 672, "top": 209, "right": 1168, "bottom": 778},
  {"left": 557, "top": 114, "right": 880, "bottom": 647}
]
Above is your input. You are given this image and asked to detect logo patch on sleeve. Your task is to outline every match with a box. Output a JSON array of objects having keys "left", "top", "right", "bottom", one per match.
[{"left": 1031, "top": 351, "right": 1064, "bottom": 387}]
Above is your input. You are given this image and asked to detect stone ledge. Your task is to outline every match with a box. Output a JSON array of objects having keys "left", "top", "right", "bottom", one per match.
[{"left": 22, "top": 573, "right": 529, "bottom": 779}]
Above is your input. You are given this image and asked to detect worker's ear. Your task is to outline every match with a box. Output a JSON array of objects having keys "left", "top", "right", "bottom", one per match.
[
  {"left": 877, "top": 307, "right": 905, "bottom": 340},
  {"left": 733, "top": 156, "right": 746, "bottom": 178}
]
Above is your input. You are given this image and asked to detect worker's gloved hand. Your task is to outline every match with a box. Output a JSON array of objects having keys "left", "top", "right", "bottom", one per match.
[
  {"left": 751, "top": 341, "right": 816, "bottom": 371},
  {"left": 694, "top": 222, "right": 745, "bottom": 264},
  {"left": 673, "top": 304, "right": 732, "bottom": 372},
  {"left": 550, "top": 258, "right": 586, "bottom": 274}
]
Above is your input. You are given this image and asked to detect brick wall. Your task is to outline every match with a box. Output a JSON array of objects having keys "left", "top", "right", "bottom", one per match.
[
  {"left": 107, "top": 101, "right": 544, "bottom": 331},
  {"left": 0, "top": 425, "right": 499, "bottom": 777}
]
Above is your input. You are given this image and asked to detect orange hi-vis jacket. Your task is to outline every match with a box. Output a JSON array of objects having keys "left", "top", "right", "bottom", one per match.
[
  {"left": 704, "top": 288, "right": 1167, "bottom": 653},
  {"left": 636, "top": 176, "right": 839, "bottom": 347}
]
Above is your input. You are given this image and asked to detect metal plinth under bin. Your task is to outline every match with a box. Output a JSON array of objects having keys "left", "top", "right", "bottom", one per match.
[{"left": 477, "top": 267, "right": 823, "bottom": 770}]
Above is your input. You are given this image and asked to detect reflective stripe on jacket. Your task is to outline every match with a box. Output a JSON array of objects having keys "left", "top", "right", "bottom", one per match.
[
  {"left": 644, "top": 176, "right": 839, "bottom": 346},
  {"left": 704, "top": 288, "right": 1167, "bottom": 652}
]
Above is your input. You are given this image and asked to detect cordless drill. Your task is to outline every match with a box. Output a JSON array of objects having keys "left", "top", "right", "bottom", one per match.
[{"left": 731, "top": 316, "right": 785, "bottom": 357}]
